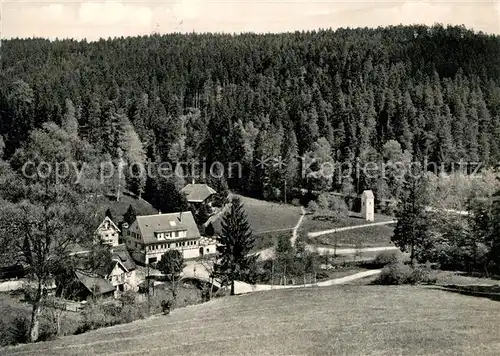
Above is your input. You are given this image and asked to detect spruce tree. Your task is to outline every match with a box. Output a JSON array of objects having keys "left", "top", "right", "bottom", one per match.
[
  {"left": 392, "top": 165, "right": 431, "bottom": 265},
  {"left": 213, "top": 196, "right": 257, "bottom": 295},
  {"left": 123, "top": 204, "right": 137, "bottom": 226},
  {"left": 152, "top": 177, "right": 190, "bottom": 214},
  {"left": 105, "top": 208, "right": 114, "bottom": 222}
]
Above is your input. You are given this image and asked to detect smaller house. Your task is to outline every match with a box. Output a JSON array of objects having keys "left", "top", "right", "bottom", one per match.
[
  {"left": 108, "top": 244, "right": 138, "bottom": 296},
  {"left": 361, "top": 190, "right": 375, "bottom": 222},
  {"left": 197, "top": 236, "right": 218, "bottom": 257},
  {"left": 181, "top": 182, "right": 217, "bottom": 207},
  {"left": 74, "top": 271, "right": 116, "bottom": 301},
  {"left": 95, "top": 216, "right": 121, "bottom": 247},
  {"left": 65, "top": 244, "right": 137, "bottom": 300}
]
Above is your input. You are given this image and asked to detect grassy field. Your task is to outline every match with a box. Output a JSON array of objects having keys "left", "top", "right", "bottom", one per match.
[
  {"left": 303, "top": 211, "right": 395, "bottom": 233},
  {"left": 251, "top": 230, "right": 293, "bottom": 253},
  {"left": 214, "top": 195, "right": 302, "bottom": 235},
  {"left": 4, "top": 285, "right": 500, "bottom": 355},
  {"left": 309, "top": 224, "right": 395, "bottom": 248}
]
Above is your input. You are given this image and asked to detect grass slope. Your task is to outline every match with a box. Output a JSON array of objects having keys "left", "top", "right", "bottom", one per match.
[
  {"left": 309, "top": 224, "right": 395, "bottom": 248},
  {"left": 4, "top": 285, "right": 500, "bottom": 355},
  {"left": 214, "top": 195, "right": 302, "bottom": 235}
]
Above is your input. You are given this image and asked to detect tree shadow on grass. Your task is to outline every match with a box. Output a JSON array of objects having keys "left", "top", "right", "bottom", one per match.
[{"left": 431, "top": 285, "right": 500, "bottom": 302}]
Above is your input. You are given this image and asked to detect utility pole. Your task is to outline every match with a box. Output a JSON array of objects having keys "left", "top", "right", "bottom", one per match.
[
  {"left": 0, "top": 0, "right": 3, "bottom": 70},
  {"left": 284, "top": 179, "right": 287, "bottom": 205},
  {"left": 146, "top": 262, "right": 150, "bottom": 314},
  {"left": 271, "top": 258, "right": 274, "bottom": 289}
]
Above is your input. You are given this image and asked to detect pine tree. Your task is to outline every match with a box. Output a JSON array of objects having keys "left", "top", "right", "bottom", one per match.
[
  {"left": 392, "top": 165, "right": 431, "bottom": 265},
  {"left": 213, "top": 196, "right": 257, "bottom": 295},
  {"left": 281, "top": 127, "right": 300, "bottom": 194},
  {"left": 152, "top": 177, "right": 189, "bottom": 214},
  {"left": 62, "top": 98, "right": 78, "bottom": 136},
  {"left": 105, "top": 208, "right": 114, "bottom": 221},
  {"left": 123, "top": 204, "right": 137, "bottom": 226},
  {"left": 205, "top": 222, "right": 215, "bottom": 236}
]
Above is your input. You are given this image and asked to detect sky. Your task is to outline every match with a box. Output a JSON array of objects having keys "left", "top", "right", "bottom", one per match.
[{"left": 2, "top": 0, "right": 500, "bottom": 41}]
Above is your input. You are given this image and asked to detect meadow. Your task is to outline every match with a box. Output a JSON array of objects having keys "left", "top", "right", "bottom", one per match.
[{"left": 4, "top": 285, "right": 500, "bottom": 355}]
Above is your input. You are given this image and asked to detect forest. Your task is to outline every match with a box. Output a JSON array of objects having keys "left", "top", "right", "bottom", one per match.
[{"left": 2, "top": 24, "right": 500, "bottom": 202}]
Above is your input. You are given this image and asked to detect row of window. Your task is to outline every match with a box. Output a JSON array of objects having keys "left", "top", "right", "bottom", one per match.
[
  {"left": 147, "top": 240, "right": 197, "bottom": 251},
  {"left": 155, "top": 231, "right": 182, "bottom": 239}
]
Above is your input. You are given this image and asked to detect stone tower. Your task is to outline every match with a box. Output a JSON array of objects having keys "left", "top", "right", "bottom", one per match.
[{"left": 361, "top": 190, "right": 375, "bottom": 222}]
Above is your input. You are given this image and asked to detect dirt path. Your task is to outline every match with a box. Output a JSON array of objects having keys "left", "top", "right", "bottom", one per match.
[
  {"left": 251, "top": 205, "right": 306, "bottom": 260},
  {"left": 182, "top": 260, "right": 380, "bottom": 294},
  {"left": 290, "top": 206, "right": 306, "bottom": 247},
  {"left": 305, "top": 245, "right": 398, "bottom": 256},
  {"left": 232, "top": 269, "right": 381, "bottom": 294},
  {"left": 307, "top": 220, "right": 397, "bottom": 238}
]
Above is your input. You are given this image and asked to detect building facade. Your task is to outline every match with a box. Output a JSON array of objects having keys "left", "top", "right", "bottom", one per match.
[
  {"left": 95, "top": 216, "right": 121, "bottom": 246},
  {"left": 124, "top": 211, "right": 204, "bottom": 265}
]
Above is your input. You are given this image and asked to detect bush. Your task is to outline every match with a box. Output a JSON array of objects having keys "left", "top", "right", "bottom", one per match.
[
  {"left": 408, "top": 265, "right": 437, "bottom": 285},
  {"left": 373, "top": 250, "right": 401, "bottom": 267},
  {"left": 375, "top": 263, "right": 413, "bottom": 285},
  {"left": 307, "top": 200, "right": 318, "bottom": 213},
  {"left": 328, "top": 195, "right": 349, "bottom": 217},
  {"left": 7, "top": 313, "right": 29, "bottom": 345},
  {"left": 316, "top": 194, "right": 329, "bottom": 210},
  {"left": 375, "top": 263, "right": 437, "bottom": 285}
]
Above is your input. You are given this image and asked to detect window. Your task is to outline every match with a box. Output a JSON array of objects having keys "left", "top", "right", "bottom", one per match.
[
  {"left": 206, "top": 248, "right": 210, "bottom": 253},
  {"left": 174, "top": 231, "right": 179, "bottom": 238}
]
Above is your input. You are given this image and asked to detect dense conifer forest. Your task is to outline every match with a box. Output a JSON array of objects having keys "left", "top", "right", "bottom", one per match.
[{"left": 2, "top": 24, "right": 500, "bottom": 201}]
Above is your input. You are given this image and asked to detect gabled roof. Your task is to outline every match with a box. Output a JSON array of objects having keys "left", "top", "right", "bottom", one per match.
[
  {"left": 75, "top": 271, "right": 115, "bottom": 296},
  {"left": 362, "top": 190, "right": 374, "bottom": 199},
  {"left": 180, "top": 184, "right": 217, "bottom": 203},
  {"left": 136, "top": 211, "right": 201, "bottom": 244},
  {"left": 111, "top": 244, "right": 136, "bottom": 271},
  {"left": 95, "top": 216, "right": 121, "bottom": 234}
]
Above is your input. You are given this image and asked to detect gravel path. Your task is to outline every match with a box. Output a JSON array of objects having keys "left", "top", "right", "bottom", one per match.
[{"left": 307, "top": 220, "right": 397, "bottom": 238}]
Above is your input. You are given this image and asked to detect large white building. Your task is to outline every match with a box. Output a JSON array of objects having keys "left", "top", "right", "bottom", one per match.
[{"left": 123, "top": 211, "right": 216, "bottom": 265}]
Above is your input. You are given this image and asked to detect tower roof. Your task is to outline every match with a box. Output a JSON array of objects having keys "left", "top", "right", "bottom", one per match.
[{"left": 361, "top": 190, "right": 374, "bottom": 199}]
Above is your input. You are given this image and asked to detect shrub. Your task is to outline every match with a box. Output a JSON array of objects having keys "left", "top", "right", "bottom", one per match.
[
  {"left": 375, "top": 262, "right": 437, "bottom": 285},
  {"left": 307, "top": 200, "right": 318, "bottom": 213},
  {"left": 373, "top": 250, "right": 401, "bottom": 267},
  {"left": 328, "top": 195, "right": 349, "bottom": 217},
  {"left": 375, "top": 262, "right": 413, "bottom": 285},
  {"left": 316, "top": 194, "right": 329, "bottom": 210},
  {"left": 408, "top": 265, "right": 437, "bottom": 285},
  {"left": 7, "top": 313, "right": 29, "bottom": 345}
]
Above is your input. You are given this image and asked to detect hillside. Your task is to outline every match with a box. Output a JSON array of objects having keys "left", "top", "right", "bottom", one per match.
[
  {"left": 213, "top": 195, "right": 302, "bottom": 234},
  {"left": 3, "top": 285, "right": 500, "bottom": 355},
  {"left": 93, "top": 194, "right": 157, "bottom": 224},
  {"left": 2, "top": 25, "right": 500, "bottom": 205}
]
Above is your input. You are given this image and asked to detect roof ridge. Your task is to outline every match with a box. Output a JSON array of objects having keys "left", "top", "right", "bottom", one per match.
[{"left": 137, "top": 211, "right": 193, "bottom": 219}]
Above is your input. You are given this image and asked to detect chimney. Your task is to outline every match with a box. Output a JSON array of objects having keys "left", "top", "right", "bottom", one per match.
[
  {"left": 191, "top": 177, "right": 195, "bottom": 185},
  {"left": 158, "top": 210, "right": 161, "bottom": 215},
  {"left": 178, "top": 211, "right": 183, "bottom": 222}
]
